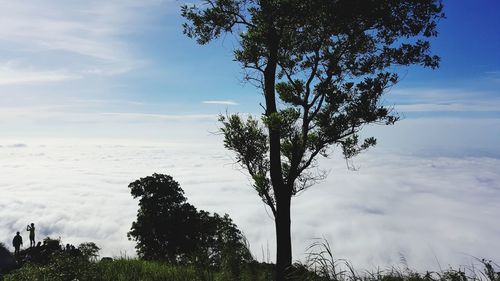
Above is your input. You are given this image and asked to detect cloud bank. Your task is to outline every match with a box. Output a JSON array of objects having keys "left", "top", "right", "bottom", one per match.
[{"left": 0, "top": 118, "right": 499, "bottom": 271}]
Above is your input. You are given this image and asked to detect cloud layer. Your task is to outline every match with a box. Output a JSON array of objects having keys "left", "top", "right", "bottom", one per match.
[{"left": 0, "top": 131, "right": 499, "bottom": 271}]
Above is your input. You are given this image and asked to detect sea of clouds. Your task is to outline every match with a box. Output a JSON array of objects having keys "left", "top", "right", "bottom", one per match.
[
  {"left": 0, "top": 0, "right": 498, "bottom": 273},
  {"left": 1, "top": 118, "right": 499, "bottom": 271}
]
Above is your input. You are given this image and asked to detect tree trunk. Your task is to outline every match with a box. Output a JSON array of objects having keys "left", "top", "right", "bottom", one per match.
[
  {"left": 260, "top": 8, "right": 293, "bottom": 278},
  {"left": 275, "top": 192, "right": 292, "bottom": 281},
  {"left": 264, "top": 57, "right": 293, "bottom": 280}
]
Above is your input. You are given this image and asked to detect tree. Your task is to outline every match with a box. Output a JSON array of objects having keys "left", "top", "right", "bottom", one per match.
[
  {"left": 78, "top": 242, "right": 100, "bottom": 262},
  {"left": 128, "top": 173, "right": 199, "bottom": 262},
  {"left": 195, "top": 211, "right": 253, "bottom": 277},
  {"left": 181, "top": 1, "right": 444, "bottom": 280},
  {"left": 127, "top": 173, "right": 252, "bottom": 268}
]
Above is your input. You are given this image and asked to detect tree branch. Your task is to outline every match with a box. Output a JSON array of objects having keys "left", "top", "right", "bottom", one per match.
[
  {"left": 205, "top": 0, "right": 256, "bottom": 28},
  {"left": 242, "top": 157, "right": 277, "bottom": 216}
]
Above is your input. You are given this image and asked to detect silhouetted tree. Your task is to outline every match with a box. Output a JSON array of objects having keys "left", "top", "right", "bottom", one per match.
[
  {"left": 127, "top": 174, "right": 198, "bottom": 262},
  {"left": 193, "top": 211, "right": 253, "bottom": 275},
  {"left": 182, "top": 1, "right": 444, "bottom": 280},
  {"left": 127, "top": 173, "right": 252, "bottom": 268}
]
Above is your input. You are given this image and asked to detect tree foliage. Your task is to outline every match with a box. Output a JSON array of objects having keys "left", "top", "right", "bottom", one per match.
[
  {"left": 127, "top": 173, "right": 252, "bottom": 268},
  {"left": 182, "top": 1, "right": 443, "bottom": 279},
  {"left": 183, "top": 0, "right": 443, "bottom": 209}
]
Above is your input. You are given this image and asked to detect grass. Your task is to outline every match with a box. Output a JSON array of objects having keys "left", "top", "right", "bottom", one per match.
[
  {"left": 96, "top": 259, "right": 213, "bottom": 281},
  {"left": 286, "top": 240, "right": 500, "bottom": 281},
  {"left": 1, "top": 256, "right": 275, "bottom": 281},
  {"left": 1, "top": 241, "right": 498, "bottom": 281}
]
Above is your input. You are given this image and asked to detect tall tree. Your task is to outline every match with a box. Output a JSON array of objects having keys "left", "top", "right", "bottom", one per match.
[{"left": 182, "top": 1, "right": 443, "bottom": 280}]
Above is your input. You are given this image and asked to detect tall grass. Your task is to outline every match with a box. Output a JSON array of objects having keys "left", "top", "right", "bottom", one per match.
[
  {"left": 287, "top": 239, "right": 500, "bottom": 281},
  {"left": 97, "top": 259, "right": 213, "bottom": 281},
  {"left": 96, "top": 259, "right": 274, "bottom": 281},
  {"left": 3, "top": 257, "right": 213, "bottom": 281},
  {"left": 3, "top": 256, "right": 275, "bottom": 281}
]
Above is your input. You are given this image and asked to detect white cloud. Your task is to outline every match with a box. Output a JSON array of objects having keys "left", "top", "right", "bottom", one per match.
[
  {"left": 389, "top": 88, "right": 500, "bottom": 113},
  {"left": 101, "top": 112, "right": 218, "bottom": 121},
  {"left": 0, "top": 64, "right": 81, "bottom": 85},
  {"left": 202, "top": 100, "right": 239, "bottom": 106},
  {"left": 0, "top": 0, "right": 170, "bottom": 79},
  {"left": 0, "top": 116, "right": 499, "bottom": 271},
  {"left": 362, "top": 118, "right": 500, "bottom": 158},
  {"left": 0, "top": 107, "right": 222, "bottom": 144},
  {"left": 390, "top": 87, "right": 496, "bottom": 101},
  {"left": 291, "top": 153, "right": 500, "bottom": 271},
  {"left": 396, "top": 102, "right": 500, "bottom": 112}
]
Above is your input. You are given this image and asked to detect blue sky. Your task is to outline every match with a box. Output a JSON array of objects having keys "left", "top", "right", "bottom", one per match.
[
  {"left": 121, "top": 0, "right": 500, "bottom": 115},
  {"left": 119, "top": 0, "right": 500, "bottom": 117},
  {"left": 0, "top": 0, "right": 499, "bottom": 142},
  {"left": 1, "top": 0, "right": 500, "bottom": 269}
]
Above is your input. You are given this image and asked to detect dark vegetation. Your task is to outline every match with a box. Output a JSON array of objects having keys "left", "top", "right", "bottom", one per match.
[
  {"left": 181, "top": 1, "right": 445, "bottom": 279},
  {"left": 2, "top": 239, "right": 499, "bottom": 281},
  {"left": 0, "top": 243, "right": 16, "bottom": 274},
  {"left": 127, "top": 173, "right": 253, "bottom": 270}
]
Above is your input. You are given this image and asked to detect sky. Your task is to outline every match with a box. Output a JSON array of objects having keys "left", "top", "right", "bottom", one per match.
[{"left": 0, "top": 0, "right": 499, "bottom": 272}]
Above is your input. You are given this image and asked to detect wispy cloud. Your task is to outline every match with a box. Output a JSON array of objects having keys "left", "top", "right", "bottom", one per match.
[
  {"left": 0, "top": 0, "right": 169, "bottom": 78},
  {"left": 101, "top": 112, "right": 218, "bottom": 121},
  {"left": 484, "top": 71, "right": 500, "bottom": 83},
  {"left": 389, "top": 88, "right": 500, "bottom": 113},
  {"left": 202, "top": 100, "right": 239, "bottom": 106},
  {"left": 396, "top": 102, "right": 500, "bottom": 112},
  {"left": 0, "top": 64, "right": 81, "bottom": 85}
]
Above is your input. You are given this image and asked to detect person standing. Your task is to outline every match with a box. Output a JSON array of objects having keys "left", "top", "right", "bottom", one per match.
[
  {"left": 12, "top": 232, "right": 23, "bottom": 255},
  {"left": 26, "top": 223, "right": 36, "bottom": 247}
]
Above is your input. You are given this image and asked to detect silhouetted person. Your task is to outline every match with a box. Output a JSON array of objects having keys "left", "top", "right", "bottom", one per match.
[
  {"left": 26, "top": 223, "right": 35, "bottom": 247},
  {"left": 12, "top": 232, "right": 23, "bottom": 255}
]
